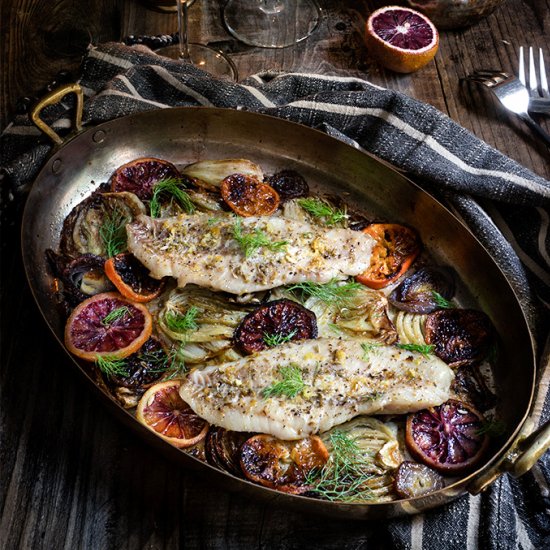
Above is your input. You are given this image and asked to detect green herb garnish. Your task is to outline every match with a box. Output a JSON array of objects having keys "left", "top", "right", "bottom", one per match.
[
  {"left": 263, "top": 330, "right": 297, "bottom": 347},
  {"left": 232, "top": 218, "right": 287, "bottom": 258},
  {"left": 287, "top": 278, "right": 362, "bottom": 306},
  {"left": 207, "top": 216, "right": 222, "bottom": 226},
  {"left": 163, "top": 344, "right": 188, "bottom": 380},
  {"left": 432, "top": 291, "right": 454, "bottom": 309},
  {"left": 101, "top": 306, "right": 132, "bottom": 327},
  {"left": 262, "top": 364, "right": 305, "bottom": 398},
  {"left": 361, "top": 342, "right": 381, "bottom": 360},
  {"left": 306, "top": 431, "right": 375, "bottom": 502},
  {"left": 476, "top": 419, "right": 506, "bottom": 437},
  {"left": 99, "top": 206, "right": 130, "bottom": 258},
  {"left": 150, "top": 177, "right": 195, "bottom": 218},
  {"left": 164, "top": 306, "right": 200, "bottom": 334},
  {"left": 328, "top": 323, "right": 342, "bottom": 334},
  {"left": 396, "top": 343, "right": 435, "bottom": 358},
  {"left": 95, "top": 355, "right": 129, "bottom": 378},
  {"left": 297, "top": 198, "right": 347, "bottom": 226}
]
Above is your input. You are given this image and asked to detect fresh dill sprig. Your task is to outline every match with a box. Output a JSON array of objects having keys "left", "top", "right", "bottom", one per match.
[
  {"left": 297, "top": 198, "right": 347, "bottom": 226},
  {"left": 328, "top": 323, "right": 342, "bottom": 334},
  {"left": 95, "top": 355, "right": 129, "bottom": 378},
  {"left": 361, "top": 342, "right": 381, "bottom": 360},
  {"left": 396, "top": 343, "right": 435, "bottom": 358},
  {"left": 101, "top": 306, "right": 132, "bottom": 327},
  {"left": 162, "top": 345, "right": 188, "bottom": 380},
  {"left": 164, "top": 306, "right": 200, "bottom": 334},
  {"left": 306, "top": 431, "right": 375, "bottom": 502},
  {"left": 207, "top": 216, "right": 222, "bottom": 226},
  {"left": 99, "top": 206, "right": 130, "bottom": 258},
  {"left": 262, "top": 364, "right": 305, "bottom": 398},
  {"left": 432, "top": 291, "right": 454, "bottom": 309},
  {"left": 138, "top": 348, "right": 171, "bottom": 374},
  {"left": 149, "top": 177, "right": 196, "bottom": 218},
  {"left": 476, "top": 419, "right": 507, "bottom": 437},
  {"left": 287, "top": 278, "right": 362, "bottom": 306},
  {"left": 263, "top": 330, "right": 297, "bottom": 347},
  {"left": 232, "top": 218, "right": 288, "bottom": 258}
]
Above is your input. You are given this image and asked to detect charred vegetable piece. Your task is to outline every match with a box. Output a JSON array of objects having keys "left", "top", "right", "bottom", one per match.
[
  {"left": 240, "top": 434, "right": 329, "bottom": 494},
  {"left": 104, "top": 252, "right": 165, "bottom": 303},
  {"left": 205, "top": 427, "right": 251, "bottom": 476},
  {"left": 47, "top": 252, "right": 113, "bottom": 305},
  {"left": 266, "top": 170, "right": 309, "bottom": 201},
  {"left": 110, "top": 157, "right": 181, "bottom": 200},
  {"left": 60, "top": 191, "right": 146, "bottom": 258},
  {"left": 424, "top": 309, "right": 494, "bottom": 367},
  {"left": 389, "top": 267, "right": 455, "bottom": 314},
  {"left": 234, "top": 299, "right": 318, "bottom": 354},
  {"left": 393, "top": 461, "right": 444, "bottom": 498},
  {"left": 220, "top": 174, "right": 280, "bottom": 217},
  {"left": 405, "top": 400, "right": 489, "bottom": 475},
  {"left": 356, "top": 224, "right": 421, "bottom": 289},
  {"left": 104, "top": 337, "right": 168, "bottom": 389},
  {"left": 451, "top": 365, "right": 497, "bottom": 412},
  {"left": 182, "top": 159, "right": 264, "bottom": 189}
]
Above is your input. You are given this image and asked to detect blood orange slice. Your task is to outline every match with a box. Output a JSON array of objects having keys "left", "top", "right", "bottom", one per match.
[
  {"left": 64, "top": 292, "right": 152, "bottom": 361},
  {"left": 104, "top": 253, "right": 165, "bottom": 303},
  {"left": 406, "top": 399, "right": 489, "bottom": 475},
  {"left": 365, "top": 6, "right": 439, "bottom": 73},
  {"left": 110, "top": 157, "right": 181, "bottom": 200},
  {"left": 136, "top": 380, "right": 209, "bottom": 448}
]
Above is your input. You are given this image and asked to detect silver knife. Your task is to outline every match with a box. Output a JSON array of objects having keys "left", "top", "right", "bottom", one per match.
[{"left": 530, "top": 97, "right": 550, "bottom": 114}]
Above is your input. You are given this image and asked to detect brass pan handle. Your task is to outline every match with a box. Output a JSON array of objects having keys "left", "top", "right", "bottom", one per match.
[
  {"left": 30, "top": 83, "right": 84, "bottom": 145},
  {"left": 469, "top": 417, "right": 550, "bottom": 494}
]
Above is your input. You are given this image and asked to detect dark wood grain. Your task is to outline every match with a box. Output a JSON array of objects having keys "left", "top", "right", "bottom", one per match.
[{"left": 1, "top": 1, "right": 550, "bottom": 548}]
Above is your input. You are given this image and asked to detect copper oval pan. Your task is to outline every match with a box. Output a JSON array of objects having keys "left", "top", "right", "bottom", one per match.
[{"left": 21, "top": 104, "right": 547, "bottom": 518}]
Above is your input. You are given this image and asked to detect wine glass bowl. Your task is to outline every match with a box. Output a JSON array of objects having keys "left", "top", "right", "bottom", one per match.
[
  {"left": 223, "top": 0, "right": 321, "bottom": 49},
  {"left": 155, "top": 0, "right": 237, "bottom": 80}
]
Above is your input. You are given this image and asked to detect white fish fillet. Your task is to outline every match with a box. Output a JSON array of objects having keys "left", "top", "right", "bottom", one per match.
[
  {"left": 179, "top": 338, "right": 454, "bottom": 440},
  {"left": 126, "top": 213, "right": 374, "bottom": 294}
]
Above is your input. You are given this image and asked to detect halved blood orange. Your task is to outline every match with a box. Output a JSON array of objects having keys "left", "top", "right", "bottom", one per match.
[
  {"left": 110, "top": 157, "right": 181, "bottom": 200},
  {"left": 64, "top": 292, "right": 152, "bottom": 361},
  {"left": 406, "top": 399, "right": 489, "bottom": 475},
  {"left": 104, "top": 253, "right": 164, "bottom": 303},
  {"left": 136, "top": 380, "right": 209, "bottom": 448},
  {"left": 220, "top": 173, "right": 280, "bottom": 217},
  {"left": 365, "top": 6, "right": 439, "bottom": 73}
]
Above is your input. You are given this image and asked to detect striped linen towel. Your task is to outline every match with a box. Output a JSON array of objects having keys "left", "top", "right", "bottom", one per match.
[{"left": 1, "top": 42, "right": 549, "bottom": 548}]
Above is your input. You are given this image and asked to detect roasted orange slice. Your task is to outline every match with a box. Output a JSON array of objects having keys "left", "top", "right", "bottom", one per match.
[
  {"left": 64, "top": 292, "right": 152, "bottom": 361},
  {"left": 104, "top": 253, "right": 164, "bottom": 303},
  {"left": 110, "top": 157, "right": 180, "bottom": 200},
  {"left": 220, "top": 173, "right": 280, "bottom": 217},
  {"left": 136, "top": 380, "right": 209, "bottom": 448}
]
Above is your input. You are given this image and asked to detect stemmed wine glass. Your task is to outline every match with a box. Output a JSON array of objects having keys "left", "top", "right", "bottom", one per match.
[
  {"left": 156, "top": 0, "right": 237, "bottom": 80},
  {"left": 223, "top": 0, "right": 321, "bottom": 48}
]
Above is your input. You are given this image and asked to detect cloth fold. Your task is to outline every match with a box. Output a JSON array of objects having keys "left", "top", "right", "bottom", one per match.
[{"left": 1, "top": 42, "right": 549, "bottom": 548}]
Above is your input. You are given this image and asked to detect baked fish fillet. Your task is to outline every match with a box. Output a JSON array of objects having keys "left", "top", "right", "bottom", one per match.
[
  {"left": 179, "top": 338, "right": 454, "bottom": 440},
  {"left": 126, "top": 213, "right": 374, "bottom": 294}
]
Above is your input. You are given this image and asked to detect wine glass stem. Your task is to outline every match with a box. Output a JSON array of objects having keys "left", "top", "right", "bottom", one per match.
[{"left": 177, "top": 0, "right": 191, "bottom": 62}]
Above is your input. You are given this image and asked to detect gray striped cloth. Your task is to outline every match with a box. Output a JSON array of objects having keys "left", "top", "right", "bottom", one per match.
[{"left": 1, "top": 42, "right": 549, "bottom": 548}]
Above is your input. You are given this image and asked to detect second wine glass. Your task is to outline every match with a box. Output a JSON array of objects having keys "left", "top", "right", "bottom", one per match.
[
  {"left": 156, "top": 0, "right": 237, "bottom": 80},
  {"left": 223, "top": 0, "right": 321, "bottom": 48}
]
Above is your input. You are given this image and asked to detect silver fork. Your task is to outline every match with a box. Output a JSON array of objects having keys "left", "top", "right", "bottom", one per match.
[
  {"left": 518, "top": 46, "right": 550, "bottom": 114},
  {"left": 465, "top": 70, "right": 550, "bottom": 147}
]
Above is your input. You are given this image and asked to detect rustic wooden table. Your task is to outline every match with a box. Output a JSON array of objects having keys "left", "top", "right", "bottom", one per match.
[{"left": 1, "top": 1, "right": 549, "bottom": 548}]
